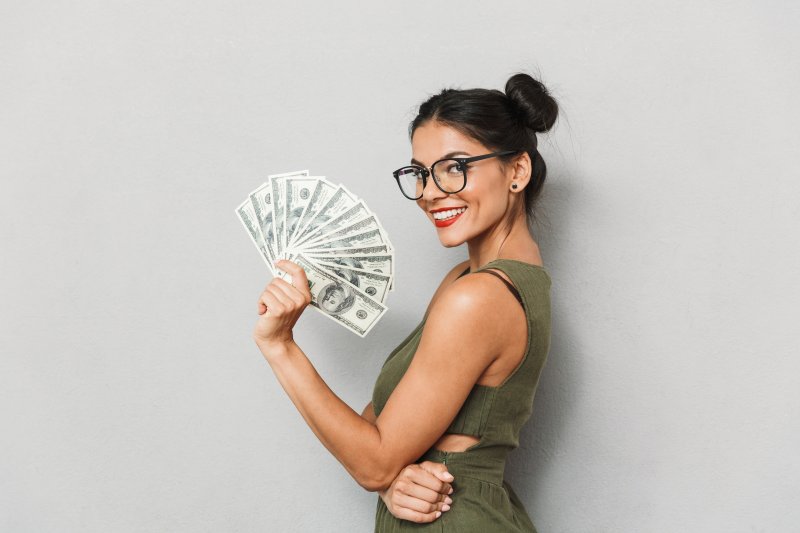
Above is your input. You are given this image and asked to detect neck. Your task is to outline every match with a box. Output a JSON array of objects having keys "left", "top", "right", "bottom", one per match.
[{"left": 466, "top": 211, "right": 538, "bottom": 271}]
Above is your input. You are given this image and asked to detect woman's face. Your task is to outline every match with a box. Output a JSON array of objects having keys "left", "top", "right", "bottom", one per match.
[{"left": 411, "top": 121, "right": 514, "bottom": 248}]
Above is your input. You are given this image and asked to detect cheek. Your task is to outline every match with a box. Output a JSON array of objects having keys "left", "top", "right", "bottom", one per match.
[
  {"left": 462, "top": 184, "right": 508, "bottom": 219},
  {"left": 462, "top": 176, "right": 493, "bottom": 199},
  {"left": 458, "top": 182, "right": 485, "bottom": 211}
]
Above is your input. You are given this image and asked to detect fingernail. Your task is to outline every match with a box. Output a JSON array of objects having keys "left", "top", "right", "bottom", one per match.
[
  {"left": 435, "top": 511, "right": 441, "bottom": 518},
  {"left": 443, "top": 473, "right": 454, "bottom": 481},
  {"left": 445, "top": 497, "right": 452, "bottom": 505},
  {"left": 442, "top": 504, "right": 450, "bottom": 512},
  {"left": 448, "top": 487, "right": 454, "bottom": 494}
]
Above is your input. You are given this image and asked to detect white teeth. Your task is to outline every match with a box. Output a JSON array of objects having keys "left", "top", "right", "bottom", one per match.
[{"left": 432, "top": 207, "right": 466, "bottom": 220}]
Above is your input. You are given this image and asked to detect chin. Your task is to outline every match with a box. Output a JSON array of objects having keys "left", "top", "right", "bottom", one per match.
[{"left": 435, "top": 230, "right": 469, "bottom": 248}]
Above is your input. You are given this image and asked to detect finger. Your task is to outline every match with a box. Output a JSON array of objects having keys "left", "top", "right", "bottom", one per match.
[
  {"left": 398, "top": 481, "right": 450, "bottom": 506},
  {"left": 394, "top": 492, "right": 444, "bottom": 515},
  {"left": 258, "top": 288, "right": 285, "bottom": 317},
  {"left": 266, "top": 282, "right": 296, "bottom": 309},
  {"left": 275, "top": 260, "right": 310, "bottom": 300},
  {"left": 419, "top": 461, "right": 455, "bottom": 482},
  {"left": 272, "top": 277, "right": 308, "bottom": 307},
  {"left": 257, "top": 280, "right": 275, "bottom": 315},
  {"left": 395, "top": 470, "right": 448, "bottom": 503},
  {"left": 408, "top": 466, "right": 452, "bottom": 495},
  {"left": 258, "top": 278, "right": 280, "bottom": 314},
  {"left": 418, "top": 461, "right": 455, "bottom": 494},
  {"left": 390, "top": 505, "right": 442, "bottom": 524}
]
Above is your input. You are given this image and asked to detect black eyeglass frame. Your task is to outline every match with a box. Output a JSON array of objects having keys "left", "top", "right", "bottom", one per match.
[{"left": 392, "top": 150, "right": 521, "bottom": 200}]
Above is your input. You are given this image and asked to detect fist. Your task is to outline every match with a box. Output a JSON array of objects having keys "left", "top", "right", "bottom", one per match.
[
  {"left": 379, "top": 461, "right": 454, "bottom": 523},
  {"left": 253, "top": 260, "right": 312, "bottom": 348}
]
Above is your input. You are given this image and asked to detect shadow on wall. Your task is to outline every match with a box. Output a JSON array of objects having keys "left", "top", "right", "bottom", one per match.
[
  {"left": 504, "top": 175, "right": 583, "bottom": 513},
  {"left": 506, "top": 310, "right": 582, "bottom": 506}
]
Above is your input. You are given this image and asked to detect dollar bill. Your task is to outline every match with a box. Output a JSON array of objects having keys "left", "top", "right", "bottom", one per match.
[
  {"left": 277, "top": 254, "right": 387, "bottom": 338},
  {"left": 292, "top": 185, "right": 358, "bottom": 246},
  {"left": 299, "top": 215, "right": 386, "bottom": 251},
  {"left": 238, "top": 172, "right": 395, "bottom": 335},
  {"left": 294, "top": 200, "right": 371, "bottom": 248},
  {"left": 235, "top": 197, "right": 274, "bottom": 273},
  {"left": 249, "top": 181, "right": 279, "bottom": 264},
  {"left": 285, "top": 175, "right": 325, "bottom": 248},
  {"left": 266, "top": 170, "right": 309, "bottom": 258},
  {"left": 303, "top": 245, "right": 390, "bottom": 256},
  {"left": 304, "top": 248, "right": 395, "bottom": 292},
  {"left": 315, "top": 263, "right": 392, "bottom": 304},
  {"left": 270, "top": 177, "right": 287, "bottom": 256},
  {"left": 289, "top": 178, "right": 338, "bottom": 249},
  {"left": 296, "top": 227, "right": 390, "bottom": 254},
  {"left": 309, "top": 253, "right": 394, "bottom": 279}
]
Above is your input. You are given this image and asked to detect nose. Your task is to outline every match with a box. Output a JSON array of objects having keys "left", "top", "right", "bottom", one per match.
[{"left": 421, "top": 174, "right": 448, "bottom": 203}]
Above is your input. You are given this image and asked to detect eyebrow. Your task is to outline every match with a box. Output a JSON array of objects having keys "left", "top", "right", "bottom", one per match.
[{"left": 410, "top": 151, "right": 471, "bottom": 166}]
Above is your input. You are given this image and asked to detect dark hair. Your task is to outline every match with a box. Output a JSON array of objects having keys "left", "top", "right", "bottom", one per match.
[{"left": 409, "top": 72, "right": 558, "bottom": 223}]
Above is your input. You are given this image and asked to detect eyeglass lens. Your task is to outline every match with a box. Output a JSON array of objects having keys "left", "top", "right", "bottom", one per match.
[{"left": 396, "top": 159, "right": 465, "bottom": 199}]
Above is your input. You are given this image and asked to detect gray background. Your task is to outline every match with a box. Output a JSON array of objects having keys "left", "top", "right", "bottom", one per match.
[{"left": 2, "top": 2, "right": 798, "bottom": 532}]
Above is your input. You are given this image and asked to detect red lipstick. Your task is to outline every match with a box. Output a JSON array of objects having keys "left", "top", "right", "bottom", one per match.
[{"left": 430, "top": 207, "right": 466, "bottom": 228}]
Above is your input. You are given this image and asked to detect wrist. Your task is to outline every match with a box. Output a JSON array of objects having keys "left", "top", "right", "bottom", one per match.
[{"left": 254, "top": 337, "right": 296, "bottom": 361}]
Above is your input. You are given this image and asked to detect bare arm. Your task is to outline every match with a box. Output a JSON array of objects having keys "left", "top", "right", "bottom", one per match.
[
  {"left": 361, "top": 402, "right": 376, "bottom": 424},
  {"left": 254, "top": 259, "right": 504, "bottom": 491},
  {"left": 362, "top": 400, "right": 454, "bottom": 522},
  {"left": 359, "top": 262, "right": 466, "bottom": 429}
]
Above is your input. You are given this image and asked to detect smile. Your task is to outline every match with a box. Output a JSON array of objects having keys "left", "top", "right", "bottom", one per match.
[{"left": 431, "top": 207, "right": 467, "bottom": 227}]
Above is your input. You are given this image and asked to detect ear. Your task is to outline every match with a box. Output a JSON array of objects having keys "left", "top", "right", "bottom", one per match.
[{"left": 508, "top": 151, "right": 533, "bottom": 193}]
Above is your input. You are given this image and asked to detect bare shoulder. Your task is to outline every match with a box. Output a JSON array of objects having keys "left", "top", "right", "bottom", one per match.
[
  {"left": 420, "top": 275, "right": 519, "bottom": 360},
  {"left": 424, "top": 260, "right": 471, "bottom": 314},
  {"left": 433, "top": 270, "right": 516, "bottom": 316}
]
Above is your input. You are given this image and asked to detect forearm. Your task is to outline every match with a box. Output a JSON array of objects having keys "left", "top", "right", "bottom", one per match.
[{"left": 258, "top": 339, "right": 395, "bottom": 490}]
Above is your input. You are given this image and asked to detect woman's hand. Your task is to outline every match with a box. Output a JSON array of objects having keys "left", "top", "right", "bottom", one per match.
[
  {"left": 254, "top": 260, "right": 312, "bottom": 353},
  {"left": 379, "top": 461, "right": 454, "bottom": 523}
]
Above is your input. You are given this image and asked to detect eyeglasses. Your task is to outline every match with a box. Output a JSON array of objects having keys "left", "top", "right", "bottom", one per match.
[{"left": 392, "top": 150, "right": 519, "bottom": 200}]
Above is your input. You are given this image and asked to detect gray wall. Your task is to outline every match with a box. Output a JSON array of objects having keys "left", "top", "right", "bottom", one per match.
[{"left": 2, "top": 2, "right": 798, "bottom": 531}]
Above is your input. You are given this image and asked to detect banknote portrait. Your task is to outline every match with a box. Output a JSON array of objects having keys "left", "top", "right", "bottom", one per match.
[{"left": 318, "top": 281, "right": 356, "bottom": 315}]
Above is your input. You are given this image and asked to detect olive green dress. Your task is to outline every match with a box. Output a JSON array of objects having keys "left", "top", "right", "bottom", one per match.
[{"left": 371, "top": 259, "right": 552, "bottom": 532}]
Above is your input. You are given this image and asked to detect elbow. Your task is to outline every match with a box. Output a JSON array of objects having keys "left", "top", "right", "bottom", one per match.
[
  {"left": 352, "top": 460, "right": 396, "bottom": 492},
  {"left": 351, "top": 427, "right": 399, "bottom": 492},
  {"left": 356, "top": 473, "right": 393, "bottom": 492}
]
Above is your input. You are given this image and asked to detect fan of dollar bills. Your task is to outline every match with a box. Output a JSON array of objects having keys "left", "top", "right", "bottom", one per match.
[{"left": 236, "top": 170, "right": 394, "bottom": 337}]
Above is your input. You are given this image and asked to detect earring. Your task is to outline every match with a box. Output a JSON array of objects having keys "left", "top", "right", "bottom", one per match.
[{"left": 511, "top": 183, "right": 518, "bottom": 190}]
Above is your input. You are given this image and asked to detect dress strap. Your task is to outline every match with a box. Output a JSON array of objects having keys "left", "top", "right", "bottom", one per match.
[
  {"left": 476, "top": 270, "right": 523, "bottom": 306},
  {"left": 456, "top": 266, "right": 522, "bottom": 306}
]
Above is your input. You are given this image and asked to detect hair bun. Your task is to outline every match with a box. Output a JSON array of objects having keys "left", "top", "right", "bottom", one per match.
[{"left": 504, "top": 73, "right": 558, "bottom": 134}]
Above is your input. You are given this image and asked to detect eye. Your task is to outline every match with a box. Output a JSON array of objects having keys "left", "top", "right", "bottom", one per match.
[{"left": 446, "top": 162, "right": 464, "bottom": 174}]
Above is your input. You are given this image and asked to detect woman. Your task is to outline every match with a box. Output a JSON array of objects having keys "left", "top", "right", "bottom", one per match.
[{"left": 254, "top": 71, "right": 558, "bottom": 531}]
